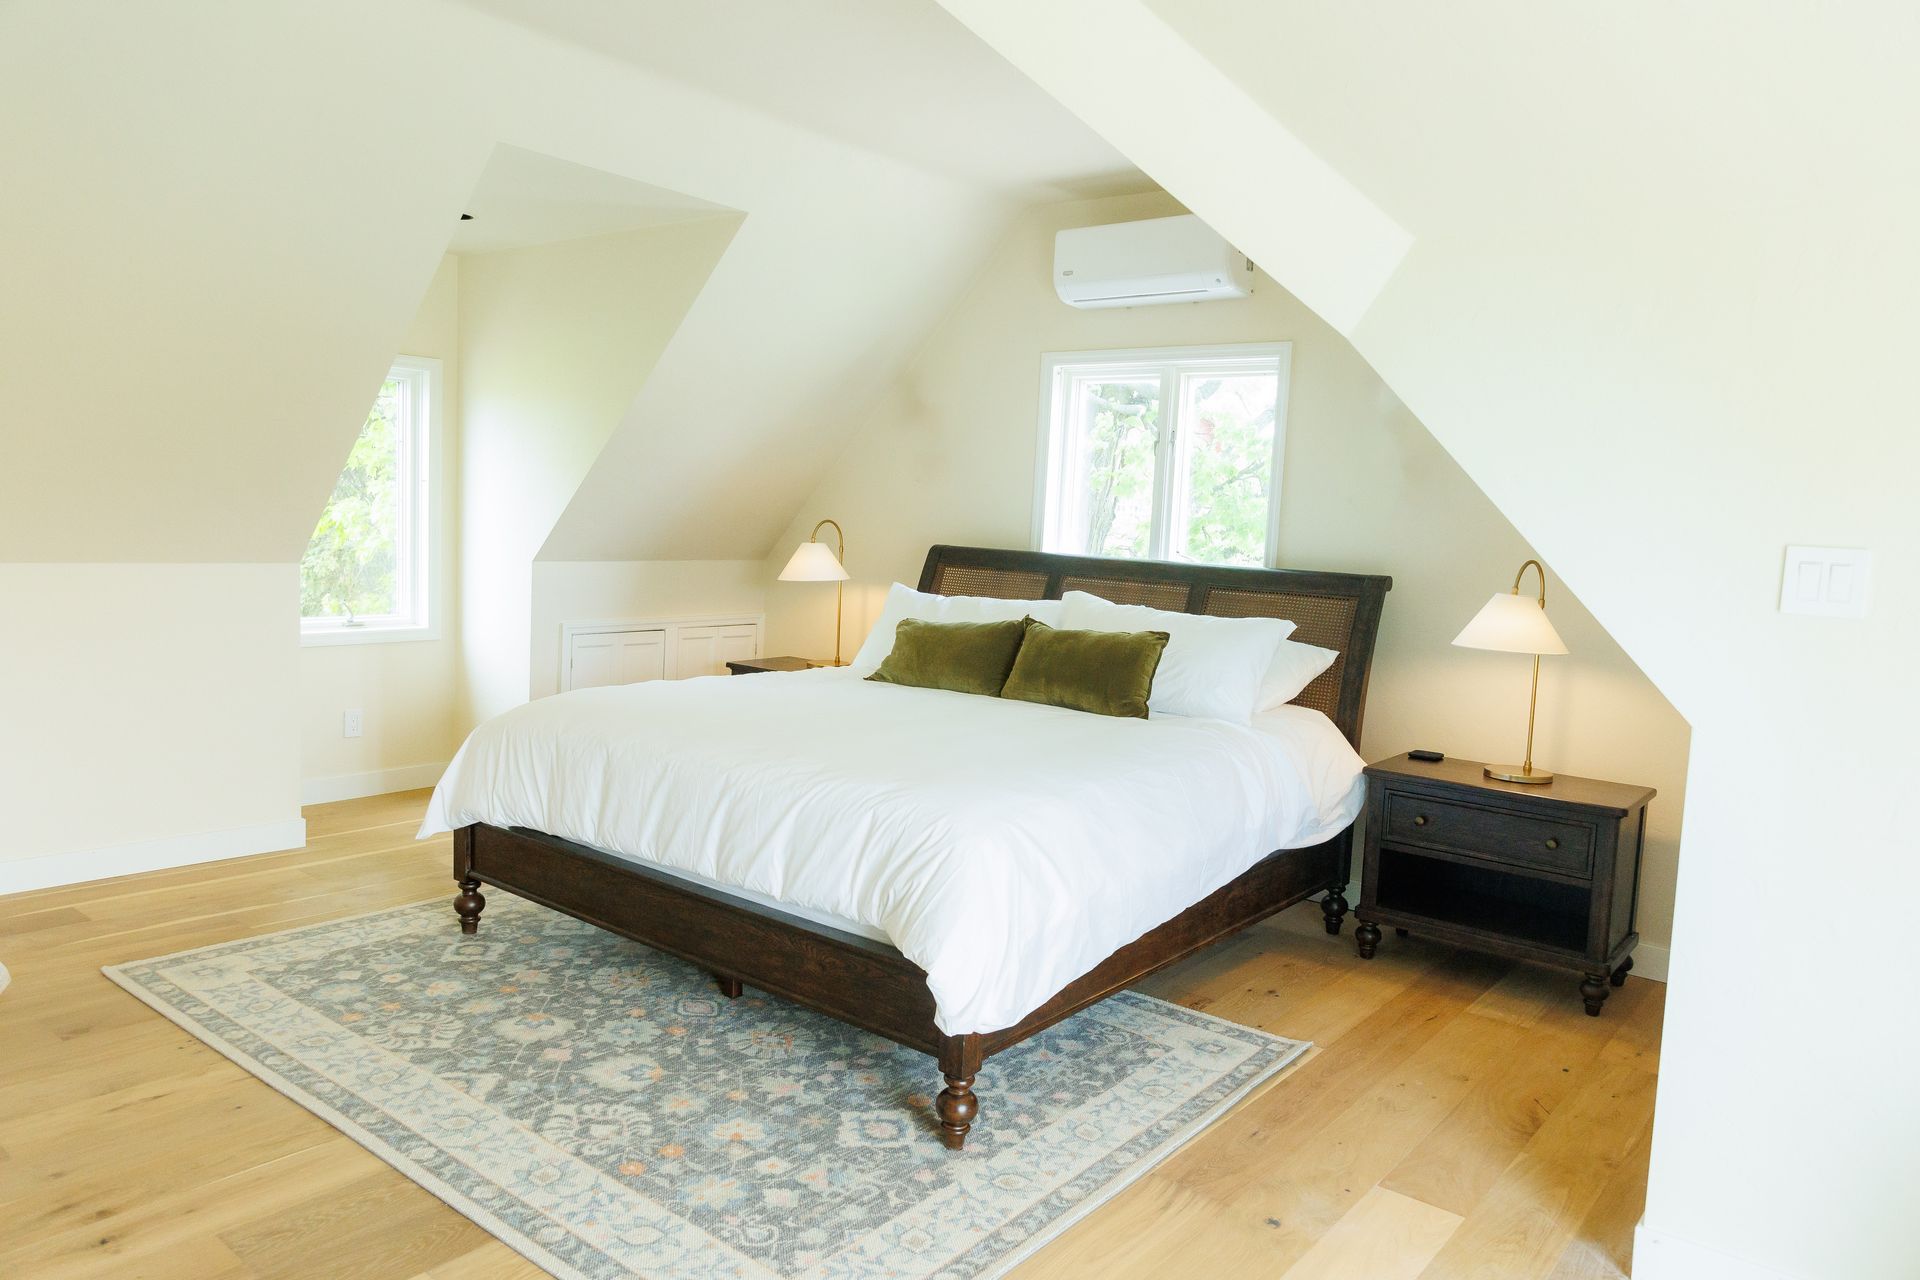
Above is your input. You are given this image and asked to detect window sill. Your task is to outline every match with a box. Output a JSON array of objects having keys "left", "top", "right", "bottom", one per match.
[{"left": 300, "top": 624, "right": 442, "bottom": 648}]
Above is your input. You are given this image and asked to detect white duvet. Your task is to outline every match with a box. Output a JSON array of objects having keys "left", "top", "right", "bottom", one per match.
[{"left": 420, "top": 668, "right": 1365, "bottom": 1036}]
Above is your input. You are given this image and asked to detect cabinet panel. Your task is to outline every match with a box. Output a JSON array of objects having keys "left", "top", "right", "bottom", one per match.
[
  {"left": 613, "top": 631, "right": 667, "bottom": 685},
  {"left": 675, "top": 623, "right": 759, "bottom": 679},
  {"left": 567, "top": 629, "right": 665, "bottom": 690}
]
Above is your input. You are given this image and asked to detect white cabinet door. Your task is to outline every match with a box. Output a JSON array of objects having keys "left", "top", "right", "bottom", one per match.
[
  {"left": 674, "top": 623, "right": 759, "bottom": 678},
  {"left": 568, "top": 629, "right": 666, "bottom": 690}
]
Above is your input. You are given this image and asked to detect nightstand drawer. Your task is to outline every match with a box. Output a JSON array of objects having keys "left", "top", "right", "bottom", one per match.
[{"left": 1383, "top": 792, "right": 1593, "bottom": 878}]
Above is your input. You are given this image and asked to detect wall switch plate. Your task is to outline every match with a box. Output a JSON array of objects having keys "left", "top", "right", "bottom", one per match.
[
  {"left": 342, "top": 709, "right": 364, "bottom": 738},
  {"left": 1780, "top": 546, "right": 1871, "bottom": 618}
]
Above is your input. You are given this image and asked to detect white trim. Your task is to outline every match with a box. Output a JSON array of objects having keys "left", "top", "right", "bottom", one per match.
[
  {"left": 1033, "top": 343, "right": 1290, "bottom": 565},
  {"left": 558, "top": 612, "right": 764, "bottom": 692},
  {"left": 300, "top": 762, "right": 449, "bottom": 807},
  {"left": 0, "top": 817, "right": 307, "bottom": 898},
  {"left": 300, "top": 355, "right": 445, "bottom": 646},
  {"left": 1627, "top": 942, "right": 1669, "bottom": 982},
  {"left": 299, "top": 623, "right": 441, "bottom": 647},
  {"left": 1632, "top": 1222, "right": 1798, "bottom": 1280}
]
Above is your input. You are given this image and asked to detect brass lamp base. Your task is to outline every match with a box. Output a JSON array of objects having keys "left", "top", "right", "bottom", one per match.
[{"left": 1485, "top": 764, "right": 1554, "bottom": 785}]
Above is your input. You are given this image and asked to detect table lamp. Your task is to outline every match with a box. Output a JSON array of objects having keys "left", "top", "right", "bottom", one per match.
[
  {"left": 779, "top": 518, "right": 849, "bottom": 666},
  {"left": 1453, "top": 558, "right": 1568, "bottom": 784}
]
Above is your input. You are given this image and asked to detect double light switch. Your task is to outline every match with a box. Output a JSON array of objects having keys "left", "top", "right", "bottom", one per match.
[{"left": 1780, "top": 546, "right": 1871, "bottom": 618}]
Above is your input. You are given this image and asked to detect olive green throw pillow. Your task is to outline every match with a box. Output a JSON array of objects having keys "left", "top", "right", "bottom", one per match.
[
  {"left": 865, "top": 616, "right": 1031, "bottom": 696},
  {"left": 1000, "top": 620, "right": 1169, "bottom": 719}
]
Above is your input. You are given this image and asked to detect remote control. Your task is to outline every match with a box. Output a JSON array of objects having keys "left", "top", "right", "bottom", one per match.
[{"left": 1408, "top": 749, "right": 1445, "bottom": 762}]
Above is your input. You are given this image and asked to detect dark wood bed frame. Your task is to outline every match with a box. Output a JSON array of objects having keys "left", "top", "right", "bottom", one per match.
[{"left": 451, "top": 545, "right": 1390, "bottom": 1149}]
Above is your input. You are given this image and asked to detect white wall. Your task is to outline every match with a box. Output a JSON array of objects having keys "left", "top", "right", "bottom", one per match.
[
  {"left": 299, "top": 255, "right": 463, "bottom": 801},
  {"left": 457, "top": 218, "right": 742, "bottom": 727},
  {"left": 932, "top": 5, "right": 1920, "bottom": 1276},
  {"left": 767, "top": 191, "right": 1691, "bottom": 961},
  {"left": 0, "top": 0, "right": 1027, "bottom": 882},
  {"left": 529, "top": 561, "right": 767, "bottom": 700},
  {"left": 0, "top": 565, "right": 302, "bottom": 888}
]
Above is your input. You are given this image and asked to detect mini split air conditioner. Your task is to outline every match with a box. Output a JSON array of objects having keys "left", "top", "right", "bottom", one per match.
[{"left": 1054, "top": 213, "right": 1254, "bottom": 309}]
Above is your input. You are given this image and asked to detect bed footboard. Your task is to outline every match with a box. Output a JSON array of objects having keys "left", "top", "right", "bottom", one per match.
[{"left": 451, "top": 821, "right": 1348, "bottom": 1149}]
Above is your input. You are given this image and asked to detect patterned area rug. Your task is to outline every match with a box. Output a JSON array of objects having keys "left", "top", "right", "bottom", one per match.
[{"left": 106, "top": 896, "right": 1308, "bottom": 1279}]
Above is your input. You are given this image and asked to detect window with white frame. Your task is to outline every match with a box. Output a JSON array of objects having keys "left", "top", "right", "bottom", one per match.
[
  {"left": 1036, "top": 344, "right": 1289, "bottom": 567},
  {"left": 300, "top": 356, "right": 439, "bottom": 643}
]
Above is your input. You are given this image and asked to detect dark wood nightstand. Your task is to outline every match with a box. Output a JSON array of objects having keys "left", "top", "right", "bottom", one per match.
[
  {"left": 724, "top": 656, "right": 827, "bottom": 675},
  {"left": 1355, "top": 753, "right": 1655, "bottom": 1015}
]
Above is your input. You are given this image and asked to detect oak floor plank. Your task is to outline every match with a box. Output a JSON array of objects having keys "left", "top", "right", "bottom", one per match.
[
  {"left": 409, "top": 1240, "right": 546, "bottom": 1280},
  {"left": 1279, "top": 1185, "right": 1462, "bottom": 1280},
  {"left": 220, "top": 1169, "right": 493, "bottom": 1279},
  {"left": 1414, "top": 1030, "right": 1661, "bottom": 1280},
  {"left": 1540, "top": 1120, "right": 1654, "bottom": 1280},
  {"left": 0, "top": 792, "right": 1665, "bottom": 1280},
  {"left": 1378, "top": 988, "right": 1632, "bottom": 1217}
]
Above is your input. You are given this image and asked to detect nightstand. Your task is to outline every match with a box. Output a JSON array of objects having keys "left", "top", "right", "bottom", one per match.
[
  {"left": 1355, "top": 753, "right": 1655, "bottom": 1015},
  {"left": 724, "top": 656, "right": 827, "bottom": 675}
]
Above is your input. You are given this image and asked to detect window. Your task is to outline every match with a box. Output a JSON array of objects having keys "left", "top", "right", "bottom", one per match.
[
  {"left": 1035, "top": 344, "right": 1289, "bottom": 567},
  {"left": 300, "top": 356, "right": 439, "bottom": 643}
]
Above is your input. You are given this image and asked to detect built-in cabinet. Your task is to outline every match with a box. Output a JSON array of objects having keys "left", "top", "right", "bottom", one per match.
[{"left": 561, "top": 615, "right": 763, "bottom": 692}]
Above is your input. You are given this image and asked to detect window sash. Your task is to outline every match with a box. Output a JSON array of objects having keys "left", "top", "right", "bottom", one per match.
[
  {"left": 300, "top": 357, "right": 437, "bottom": 640},
  {"left": 1036, "top": 345, "right": 1289, "bottom": 566}
]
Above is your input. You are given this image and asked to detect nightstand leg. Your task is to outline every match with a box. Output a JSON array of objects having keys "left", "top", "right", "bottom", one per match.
[
  {"left": 1610, "top": 956, "right": 1633, "bottom": 988},
  {"left": 1580, "top": 973, "right": 1610, "bottom": 1016},
  {"left": 1321, "top": 887, "right": 1350, "bottom": 935},
  {"left": 1355, "top": 921, "right": 1381, "bottom": 959}
]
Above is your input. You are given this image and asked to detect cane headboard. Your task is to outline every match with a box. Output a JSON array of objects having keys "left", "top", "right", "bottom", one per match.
[{"left": 917, "top": 545, "right": 1391, "bottom": 747}]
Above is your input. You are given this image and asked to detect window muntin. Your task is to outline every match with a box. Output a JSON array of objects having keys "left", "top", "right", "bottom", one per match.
[
  {"left": 1038, "top": 345, "right": 1288, "bottom": 567},
  {"left": 300, "top": 357, "right": 436, "bottom": 642}
]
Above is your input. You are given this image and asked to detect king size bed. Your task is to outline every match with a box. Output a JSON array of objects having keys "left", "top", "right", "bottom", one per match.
[{"left": 422, "top": 545, "right": 1390, "bottom": 1149}]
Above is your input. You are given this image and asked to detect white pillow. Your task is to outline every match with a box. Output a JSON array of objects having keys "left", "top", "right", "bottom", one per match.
[
  {"left": 1257, "top": 638, "right": 1341, "bottom": 711},
  {"left": 848, "top": 583, "right": 1064, "bottom": 677},
  {"left": 1058, "top": 590, "right": 1293, "bottom": 724}
]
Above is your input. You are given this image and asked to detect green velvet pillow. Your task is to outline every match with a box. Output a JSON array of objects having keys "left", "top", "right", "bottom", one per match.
[
  {"left": 1000, "top": 619, "right": 1169, "bottom": 719},
  {"left": 865, "top": 616, "right": 1032, "bottom": 696}
]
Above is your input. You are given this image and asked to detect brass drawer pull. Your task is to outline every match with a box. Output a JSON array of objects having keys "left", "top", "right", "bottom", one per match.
[
  {"left": 1545, "top": 837, "right": 1560, "bottom": 850},
  {"left": 1413, "top": 815, "right": 1429, "bottom": 826}
]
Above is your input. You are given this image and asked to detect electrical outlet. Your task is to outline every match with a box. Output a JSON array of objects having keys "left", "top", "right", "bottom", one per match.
[{"left": 342, "top": 709, "right": 363, "bottom": 739}]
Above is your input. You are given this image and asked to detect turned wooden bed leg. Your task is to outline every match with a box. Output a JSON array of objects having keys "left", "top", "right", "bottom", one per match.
[
  {"left": 937, "top": 1075, "right": 978, "bottom": 1149},
  {"left": 454, "top": 878, "right": 486, "bottom": 935},
  {"left": 1321, "top": 886, "right": 1350, "bottom": 935},
  {"left": 451, "top": 827, "right": 486, "bottom": 935},
  {"left": 935, "top": 1033, "right": 983, "bottom": 1150},
  {"left": 715, "top": 974, "right": 744, "bottom": 998}
]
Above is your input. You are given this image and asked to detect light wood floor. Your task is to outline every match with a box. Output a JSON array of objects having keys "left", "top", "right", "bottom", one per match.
[{"left": 0, "top": 791, "right": 1661, "bottom": 1279}]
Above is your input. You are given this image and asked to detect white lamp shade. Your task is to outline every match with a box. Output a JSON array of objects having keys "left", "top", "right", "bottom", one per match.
[
  {"left": 1452, "top": 592, "right": 1568, "bottom": 655},
  {"left": 778, "top": 539, "right": 848, "bottom": 582}
]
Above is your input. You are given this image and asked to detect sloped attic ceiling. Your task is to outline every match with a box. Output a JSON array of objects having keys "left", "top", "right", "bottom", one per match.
[
  {"left": 456, "top": 0, "right": 1146, "bottom": 202},
  {"left": 2, "top": 0, "right": 1136, "bottom": 567}
]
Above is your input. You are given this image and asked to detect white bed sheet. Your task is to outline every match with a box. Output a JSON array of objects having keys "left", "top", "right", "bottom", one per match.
[{"left": 421, "top": 668, "right": 1365, "bottom": 1035}]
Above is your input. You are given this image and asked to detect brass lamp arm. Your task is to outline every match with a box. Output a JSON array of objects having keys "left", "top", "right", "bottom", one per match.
[
  {"left": 810, "top": 518, "right": 845, "bottom": 562},
  {"left": 1512, "top": 558, "right": 1547, "bottom": 607}
]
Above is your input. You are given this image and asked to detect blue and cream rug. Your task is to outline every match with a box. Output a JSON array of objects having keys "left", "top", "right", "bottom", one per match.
[{"left": 105, "top": 896, "right": 1307, "bottom": 1279}]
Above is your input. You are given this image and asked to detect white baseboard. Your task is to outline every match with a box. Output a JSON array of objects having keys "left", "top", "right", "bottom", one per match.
[
  {"left": 0, "top": 816, "right": 308, "bottom": 898},
  {"left": 1276, "top": 880, "right": 1670, "bottom": 982},
  {"left": 301, "top": 762, "right": 447, "bottom": 806},
  {"left": 1633, "top": 1222, "right": 1795, "bottom": 1280}
]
